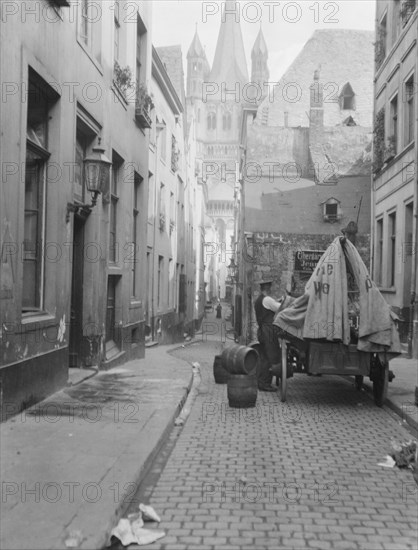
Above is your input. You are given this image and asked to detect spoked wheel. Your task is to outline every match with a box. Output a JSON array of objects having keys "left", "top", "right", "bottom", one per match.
[
  {"left": 355, "top": 375, "right": 364, "bottom": 390},
  {"left": 280, "top": 339, "right": 287, "bottom": 402},
  {"left": 373, "top": 362, "right": 388, "bottom": 407}
]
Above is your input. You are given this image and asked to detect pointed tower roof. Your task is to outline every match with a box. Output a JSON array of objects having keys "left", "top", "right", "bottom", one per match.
[
  {"left": 187, "top": 29, "right": 205, "bottom": 59},
  {"left": 210, "top": 0, "right": 249, "bottom": 86},
  {"left": 252, "top": 28, "right": 268, "bottom": 58}
]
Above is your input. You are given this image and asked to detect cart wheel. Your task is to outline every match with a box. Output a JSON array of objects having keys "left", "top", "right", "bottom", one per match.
[
  {"left": 280, "top": 340, "right": 287, "bottom": 402},
  {"left": 373, "top": 362, "right": 388, "bottom": 407},
  {"left": 355, "top": 375, "right": 364, "bottom": 390}
]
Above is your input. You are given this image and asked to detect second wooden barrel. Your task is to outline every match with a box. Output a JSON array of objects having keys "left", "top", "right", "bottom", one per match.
[
  {"left": 221, "top": 345, "right": 258, "bottom": 375},
  {"left": 227, "top": 375, "right": 258, "bottom": 408},
  {"left": 213, "top": 355, "right": 229, "bottom": 384}
]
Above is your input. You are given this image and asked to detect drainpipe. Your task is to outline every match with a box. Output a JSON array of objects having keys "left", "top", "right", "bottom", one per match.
[
  {"left": 408, "top": 24, "right": 418, "bottom": 362},
  {"left": 151, "top": 121, "right": 166, "bottom": 341},
  {"left": 410, "top": 21, "right": 418, "bottom": 408}
]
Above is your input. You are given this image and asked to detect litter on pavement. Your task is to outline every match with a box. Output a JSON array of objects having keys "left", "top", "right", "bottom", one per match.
[
  {"left": 64, "top": 529, "right": 83, "bottom": 548},
  {"left": 378, "top": 456, "right": 396, "bottom": 468},
  {"left": 378, "top": 440, "right": 417, "bottom": 472},
  {"left": 109, "top": 504, "right": 165, "bottom": 547},
  {"left": 138, "top": 504, "right": 161, "bottom": 523}
]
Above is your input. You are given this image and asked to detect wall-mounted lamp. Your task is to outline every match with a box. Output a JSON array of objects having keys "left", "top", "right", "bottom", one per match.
[
  {"left": 227, "top": 258, "right": 238, "bottom": 281},
  {"left": 66, "top": 139, "right": 112, "bottom": 222}
]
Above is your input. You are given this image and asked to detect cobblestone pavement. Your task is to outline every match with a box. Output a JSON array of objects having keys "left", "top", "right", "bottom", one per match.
[{"left": 132, "top": 339, "right": 418, "bottom": 550}]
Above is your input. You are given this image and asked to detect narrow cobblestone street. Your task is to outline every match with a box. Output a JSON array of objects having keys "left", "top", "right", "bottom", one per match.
[{"left": 128, "top": 336, "right": 417, "bottom": 550}]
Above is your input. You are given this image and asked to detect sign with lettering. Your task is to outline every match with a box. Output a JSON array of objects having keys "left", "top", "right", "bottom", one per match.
[{"left": 294, "top": 250, "right": 324, "bottom": 273}]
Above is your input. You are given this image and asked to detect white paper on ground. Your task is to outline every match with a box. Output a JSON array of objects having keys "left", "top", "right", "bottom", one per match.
[
  {"left": 378, "top": 455, "right": 396, "bottom": 468},
  {"left": 139, "top": 504, "right": 161, "bottom": 523}
]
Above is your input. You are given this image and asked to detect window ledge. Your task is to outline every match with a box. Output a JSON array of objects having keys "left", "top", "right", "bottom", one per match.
[
  {"left": 76, "top": 39, "right": 103, "bottom": 76},
  {"left": 21, "top": 313, "right": 56, "bottom": 327},
  {"left": 378, "top": 287, "right": 397, "bottom": 294},
  {"left": 112, "top": 84, "right": 129, "bottom": 110},
  {"left": 375, "top": 140, "right": 415, "bottom": 176},
  {"left": 108, "top": 265, "right": 122, "bottom": 273}
]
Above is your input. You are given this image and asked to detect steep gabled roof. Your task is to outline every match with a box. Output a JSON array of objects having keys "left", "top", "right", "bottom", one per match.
[
  {"left": 259, "top": 29, "right": 374, "bottom": 128},
  {"left": 156, "top": 45, "right": 185, "bottom": 107},
  {"left": 210, "top": 0, "right": 249, "bottom": 87}
]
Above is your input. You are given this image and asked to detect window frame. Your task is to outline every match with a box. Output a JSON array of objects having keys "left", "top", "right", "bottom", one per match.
[
  {"left": 388, "top": 210, "right": 397, "bottom": 287},
  {"left": 132, "top": 172, "right": 142, "bottom": 298},
  {"left": 389, "top": 92, "right": 398, "bottom": 154},
  {"left": 109, "top": 151, "right": 123, "bottom": 263},
  {"left": 404, "top": 73, "right": 415, "bottom": 147},
  {"left": 375, "top": 217, "right": 384, "bottom": 286},
  {"left": 22, "top": 76, "right": 55, "bottom": 314},
  {"left": 114, "top": 0, "right": 121, "bottom": 63}
]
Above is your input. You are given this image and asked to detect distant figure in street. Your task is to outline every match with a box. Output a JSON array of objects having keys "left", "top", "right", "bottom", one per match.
[
  {"left": 254, "top": 279, "right": 283, "bottom": 392},
  {"left": 216, "top": 303, "right": 222, "bottom": 319}
]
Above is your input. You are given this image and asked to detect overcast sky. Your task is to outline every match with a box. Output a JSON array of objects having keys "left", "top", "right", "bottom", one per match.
[{"left": 152, "top": 0, "right": 376, "bottom": 82}]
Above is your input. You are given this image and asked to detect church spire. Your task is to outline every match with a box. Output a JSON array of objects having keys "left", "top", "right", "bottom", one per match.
[
  {"left": 209, "top": 0, "right": 249, "bottom": 88},
  {"left": 186, "top": 28, "right": 210, "bottom": 98},
  {"left": 251, "top": 27, "right": 269, "bottom": 103}
]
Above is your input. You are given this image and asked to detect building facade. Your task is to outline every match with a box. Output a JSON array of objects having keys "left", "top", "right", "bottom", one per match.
[
  {"left": 147, "top": 46, "right": 205, "bottom": 344},
  {"left": 372, "top": 0, "right": 418, "bottom": 355},
  {"left": 238, "top": 29, "right": 375, "bottom": 342},
  {"left": 0, "top": 0, "right": 153, "bottom": 414}
]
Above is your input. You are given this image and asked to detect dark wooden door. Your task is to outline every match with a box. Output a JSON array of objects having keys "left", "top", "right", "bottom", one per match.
[
  {"left": 69, "top": 216, "right": 85, "bottom": 367},
  {"left": 106, "top": 276, "right": 117, "bottom": 343}
]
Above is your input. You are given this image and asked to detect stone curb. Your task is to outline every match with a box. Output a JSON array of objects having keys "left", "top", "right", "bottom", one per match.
[
  {"left": 341, "top": 375, "right": 418, "bottom": 434},
  {"left": 97, "top": 352, "right": 194, "bottom": 550},
  {"left": 362, "top": 380, "right": 418, "bottom": 433}
]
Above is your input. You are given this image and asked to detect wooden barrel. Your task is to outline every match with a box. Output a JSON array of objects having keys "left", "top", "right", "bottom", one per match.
[
  {"left": 227, "top": 375, "right": 258, "bottom": 408},
  {"left": 213, "top": 355, "right": 229, "bottom": 384},
  {"left": 221, "top": 345, "right": 258, "bottom": 375}
]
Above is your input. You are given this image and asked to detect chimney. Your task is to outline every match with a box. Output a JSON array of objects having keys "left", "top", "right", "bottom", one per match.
[{"left": 309, "top": 68, "right": 324, "bottom": 144}]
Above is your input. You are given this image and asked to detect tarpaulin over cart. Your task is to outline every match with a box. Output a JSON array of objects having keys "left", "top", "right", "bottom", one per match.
[{"left": 273, "top": 237, "right": 401, "bottom": 355}]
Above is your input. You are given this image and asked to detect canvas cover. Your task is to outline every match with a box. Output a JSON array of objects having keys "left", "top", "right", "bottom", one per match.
[{"left": 273, "top": 237, "right": 401, "bottom": 355}]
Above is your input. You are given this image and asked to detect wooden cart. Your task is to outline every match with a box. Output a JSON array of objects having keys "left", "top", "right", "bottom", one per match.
[{"left": 277, "top": 337, "right": 389, "bottom": 406}]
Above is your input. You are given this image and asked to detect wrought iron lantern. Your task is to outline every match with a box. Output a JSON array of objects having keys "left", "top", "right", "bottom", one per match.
[
  {"left": 227, "top": 258, "right": 238, "bottom": 281},
  {"left": 66, "top": 139, "right": 112, "bottom": 221}
]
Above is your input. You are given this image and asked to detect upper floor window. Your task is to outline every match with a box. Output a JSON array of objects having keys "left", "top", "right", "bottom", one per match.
[
  {"left": 339, "top": 83, "right": 355, "bottom": 110},
  {"left": 322, "top": 197, "right": 341, "bottom": 223},
  {"left": 389, "top": 94, "right": 398, "bottom": 155},
  {"left": 136, "top": 13, "right": 147, "bottom": 90},
  {"left": 23, "top": 72, "right": 58, "bottom": 312},
  {"left": 160, "top": 121, "right": 167, "bottom": 160},
  {"left": 79, "top": 0, "right": 89, "bottom": 45},
  {"left": 401, "top": 0, "right": 416, "bottom": 27},
  {"left": 109, "top": 151, "right": 124, "bottom": 263},
  {"left": 404, "top": 74, "right": 415, "bottom": 146},
  {"left": 207, "top": 112, "right": 216, "bottom": 130},
  {"left": 114, "top": 0, "right": 121, "bottom": 63},
  {"left": 376, "top": 12, "right": 387, "bottom": 70},
  {"left": 222, "top": 112, "right": 232, "bottom": 130},
  {"left": 375, "top": 218, "right": 383, "bottom": 286},
  {"left": 388, "top": 211, "right": 396, "bottom": 287},
  {"left": 132, "top": 173, "right": 143, "bottom": 297}
]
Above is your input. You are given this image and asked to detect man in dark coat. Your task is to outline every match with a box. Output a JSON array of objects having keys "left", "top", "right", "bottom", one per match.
[{"left": 254, "top": 279, "right": 283, "bottom": 391}]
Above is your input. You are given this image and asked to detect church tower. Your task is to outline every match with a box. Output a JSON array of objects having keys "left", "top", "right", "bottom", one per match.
[
  {"left": 251, "top": 28, "right": 269, "bottom": 102},
  {"left": 186, "top": 29, "right": 209, "bottom": 100},
  {"left": 186, "top": 2, "right": 250, "bottom": 300}
]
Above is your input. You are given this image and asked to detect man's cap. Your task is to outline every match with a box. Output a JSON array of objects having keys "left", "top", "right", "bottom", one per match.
[
  {"left": 341, "top": 221, "right": 358, "bottom": 235},
  {"left": 259, "top": 279, "right": 273, "bottom": 286}
]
